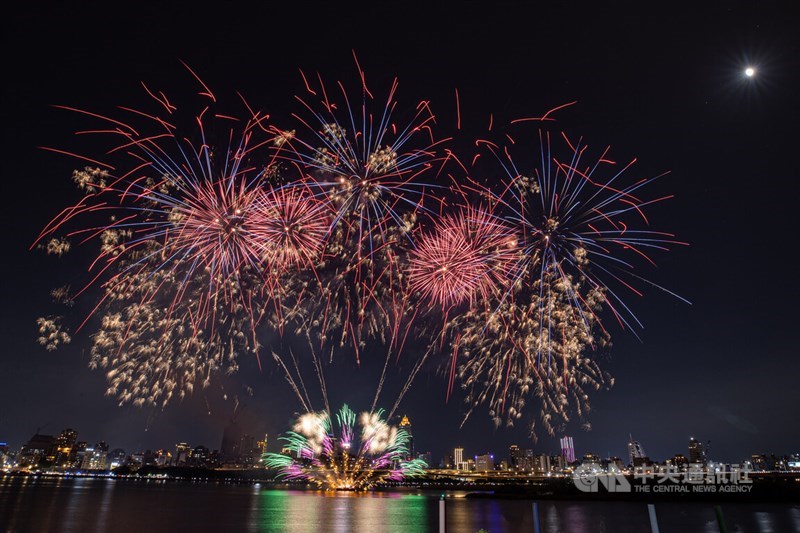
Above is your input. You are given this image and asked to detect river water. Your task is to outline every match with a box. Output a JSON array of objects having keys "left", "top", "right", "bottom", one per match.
[{"left": 1, "top": 476, "right": 798, "bottom": 532}]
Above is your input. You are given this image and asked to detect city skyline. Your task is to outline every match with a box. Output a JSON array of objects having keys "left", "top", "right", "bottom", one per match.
[
  {"left": 4, "top": 415, "right": 797, "bottom": 471},
  {"left": 2, "top": 2, "right": 800, "bottom": 469}
]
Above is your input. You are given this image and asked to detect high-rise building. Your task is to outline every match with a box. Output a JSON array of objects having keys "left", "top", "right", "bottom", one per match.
[
  {"left": 257, "top": 434, "right": 268, "bottom": 455},
  {"left": 509, "top": 445, "right": 523, "bottom": 470},
  {"left": 454, "top": 447, "right": 465, "bottom": 470},
  {"left": 475, "top": 454, "right": 495, "bottom": 472},
  {"left": 533, "top": 454, "right": 551, "bottom": 475},
  {"left": 628, "top": 434, "right": 647, "bottom": 466},
  {"left": 220, "top": 419, "right": 243, "bottom": 461},
  {"left": 107, "top": 448, "right": 127, "bottom": 469},
  {"left": 54, "top": 429, "right": 78, "bottom": 468},
  {"left": 560, "top": 436, "right": 575, "bottom": 463},
  {"left": 399, "top": 415, "right": 413, "bottom": 460},
  {"left": 688, "top": 437, "right": 707, "bottom": 464},
  {"left": 18, "top": 434, "right": 56, "bottom": 470},
  {"left": 81, "top": 443, "right": 108, "bottom": 471},
  {"left": 189, "top": 446, "right": 210, "bottom": 467},
  {"left": 72, "top": 441, "right": 88, "bottom": 467},
  {"left": 174, "top": 443, "right": 191, "bottom": 466}
]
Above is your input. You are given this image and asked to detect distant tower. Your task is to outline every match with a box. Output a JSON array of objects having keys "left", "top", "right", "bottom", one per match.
[
  {"left": 628, "top": 434, "right": 647, "bottom": 466},
  {"left": 560, "top": 436, "right": 575, "bottom": 463},
  {"left": 688, "top": 437, "right": 707, "bottom": 464},
  {"left": 399, "top": 415, "right": 413, "bottom": 460}
]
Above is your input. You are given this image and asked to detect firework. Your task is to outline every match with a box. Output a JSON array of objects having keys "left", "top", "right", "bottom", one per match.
[
  {"left": 274, "top": 60, "right": 448, "bottom": 354},
  {"left": 264, "top": 404, "right": 426, "bottom": 490},
  {"left": 488, "top": 129, "right": 688, "bottom": 336},
  {"left": 256, "top": 184, "right": 332, "bottom": 272},
  {"left": 33, "top": 62, "right": 686, "bottom": 440},
  {"left": 408, "top": 206, "right": 518, "bottom": 309},
  {"left": 427, "top": 128, "right": 686, "bottom": 433},
  {"left": 33, "top": 74, "right": 295, "bottom": 406}
]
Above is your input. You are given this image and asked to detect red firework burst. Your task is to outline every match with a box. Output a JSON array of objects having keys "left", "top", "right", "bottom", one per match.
[
  {"left": 255, "top": 185, "right": 333, "bottom": 272},
  {"left": 408, "top": 207, "right": 518, "bottom": 308}
]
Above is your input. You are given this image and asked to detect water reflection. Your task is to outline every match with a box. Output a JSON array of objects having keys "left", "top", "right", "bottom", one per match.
[
  {"left": 1, "top": 477, "right": 798, "bottom": 532},
  {"left": 256, "top": 490, "right": 428, "bottom": 533}
]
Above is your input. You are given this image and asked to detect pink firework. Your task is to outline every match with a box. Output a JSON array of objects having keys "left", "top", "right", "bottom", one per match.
[
  {"left": 255, "top": 185, "right": 333, "bottom": 272},
  {"left": 408, "top": 207, "right": 518, "bottom": 309},
  {"left": 169, "top": 176, "right": 273, "bottom": 282}
]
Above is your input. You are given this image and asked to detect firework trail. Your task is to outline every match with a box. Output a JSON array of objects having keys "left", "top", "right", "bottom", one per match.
[
  {"left": 32, "top": 63, "right": 687, "bottom": 438},
  {"left": 420, "top": 125, "right": 687, "bottom": 434},
  {"left": 275, "top": 56, "right": 450, "bottom": 357},
  {"left": 486, "top": 129, "right": 689, "bottom": 338},
  {"left": 263, "top": 404, "right": 426, "bottom": 490},
  {"left": 33, "top": 71, "right": 304, "bottom": 407}
]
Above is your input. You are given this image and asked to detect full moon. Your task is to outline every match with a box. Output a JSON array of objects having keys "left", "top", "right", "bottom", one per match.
[{"left": 745, "top": 67, "right": 756, "bottom": 77}]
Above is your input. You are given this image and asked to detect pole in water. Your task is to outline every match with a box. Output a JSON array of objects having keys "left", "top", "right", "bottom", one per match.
[
  {"left": 715, "top": 505, "right": 728, "bottom": 533},
  {"left": 532, "top": 501, "right": 541, "bottom": 533},
  {"left": 647, "top": 503, "right": 660, "bottom": 533},
  {"left": 439, "top": 493, "right": 446, "bottom": 533}
]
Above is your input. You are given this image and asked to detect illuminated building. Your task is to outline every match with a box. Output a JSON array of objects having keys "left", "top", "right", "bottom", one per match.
[
  {"left": 19, "top": 434, "right": 55, "bottom": 470},
  {"left": 475, "top": 453, "right": 495, "bottom": 472},
  {"left": 454, "top": 447, "right": 465, "bottom": 470},
  {"left": 240, "top": 434, "right": 257, "bottom": 464},
  {"left": 582, "top": 453, "right": 601, "bottom": 466},
  {"left": 189, "top": 445, "right": 210, "bottom": 467},
  {"left": 54, "top": 428, "right": 78, "bottom": 468},
  {"left": 399, "top": 415, "right": 413, "bottom": 460},
  {"left": 257, "top": 434, "right": 268, "bottom": 455},
  {"left": 174, "top": 442, "right": 191, "bottom": 466},
  {"left": 81, "top": 442, "right": 108, "bottom": 471},
  {"left": 671, "top": 454, "right": 689, "bottom": 469},
  {"left": 509, "top": 445, "right": 523, "bottom": 470},
  {"left": 688, "top": 437, "right": 707, "bottom": 464},
  {"left": 560, "top": 436, "right": 575, "bottom": 463},
  {"left": 532, "top": 454, "right": 551, "bottom": 475},
  {"left": 107, "top": 448, "right": 126, "bottom": 469},
  {"left": 628, "top": 434, "right": 647, "bottom": 466}
]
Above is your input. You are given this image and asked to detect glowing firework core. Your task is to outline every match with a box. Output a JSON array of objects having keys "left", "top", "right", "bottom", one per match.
[{"left": 264, "top": 404, "right": 426, "bottom": 491}]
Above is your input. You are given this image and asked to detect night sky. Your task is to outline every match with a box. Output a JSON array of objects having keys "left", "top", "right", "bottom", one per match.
[{"left": 2, "top": 2, "right": 799, "bottom": 466}]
